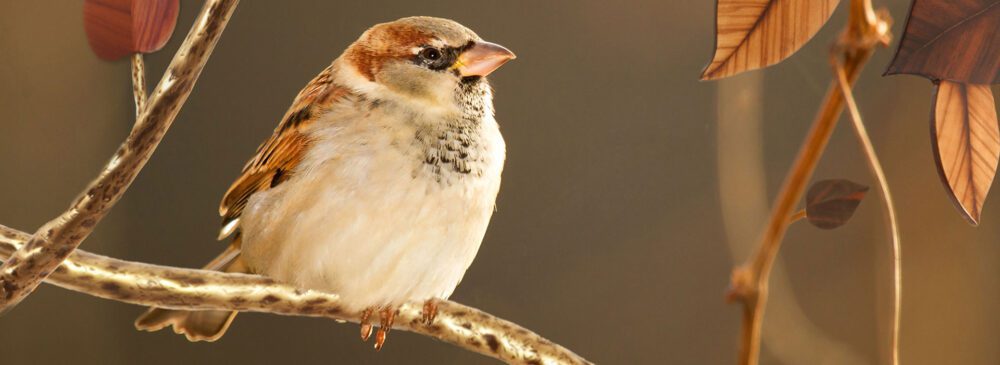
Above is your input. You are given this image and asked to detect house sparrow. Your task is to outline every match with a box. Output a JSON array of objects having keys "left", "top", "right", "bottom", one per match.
[{"left": 134, "top": 16, "right": 515, "bottom": 349}]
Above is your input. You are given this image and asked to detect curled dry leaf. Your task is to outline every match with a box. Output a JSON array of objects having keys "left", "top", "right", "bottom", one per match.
[
  {"left": 930, "top": 81, "right": 999, "bottom": 225},
  {"left": 701, "top": 0, "right": 840, "bottom": 80},
  {"left": 84, "top": 0, "right": 180, "bottom": 60},
  {"left": 885, "top": 0, "right": 999, "bottom": 84},
  {"left": 805, "top": 179, "right": 870, "bottom": 229}
]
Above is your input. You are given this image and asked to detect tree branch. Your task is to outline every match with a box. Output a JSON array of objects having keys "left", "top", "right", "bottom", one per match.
[
  {"left": 0, "top": 0, "right": 240, "bottom": 312},
  {"left": 0, "top": 224, "right": 591, "bottom": 365},
  {"left": 131, "top": 53, "right": 147, "bottom": 115},
  {"left": 726, "top": 1, "right": 891, "bottom": 364}
]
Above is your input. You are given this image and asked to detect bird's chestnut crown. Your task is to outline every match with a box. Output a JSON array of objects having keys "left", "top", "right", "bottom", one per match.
[{"left": 342, "top": 17, "right": 514, "bottom": 103}]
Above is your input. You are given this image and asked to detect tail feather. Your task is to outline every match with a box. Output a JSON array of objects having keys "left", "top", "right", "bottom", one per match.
[
  {"left": 135, "top": 307, "right": 239, "bottom": 342},
  {"left": 135, "top": 243, "right": 246, "bottom": 342}
]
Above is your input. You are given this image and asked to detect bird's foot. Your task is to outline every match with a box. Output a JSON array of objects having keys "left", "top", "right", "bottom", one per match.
[
  {"left": 374, "top": 307, "right": 397, "bottom": 351},
  {"left": 360, "top": 308, "right": 374, "bottom": 342},
  {"left": 421, "top": 299, "right": 439, "bottom": 325}
]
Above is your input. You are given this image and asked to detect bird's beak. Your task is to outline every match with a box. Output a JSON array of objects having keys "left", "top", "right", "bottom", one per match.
[{"left": 454, "top": 41, "right": 516, "bottom": 77}]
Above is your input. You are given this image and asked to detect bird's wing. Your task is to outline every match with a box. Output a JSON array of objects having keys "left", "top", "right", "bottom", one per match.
[{"left": 217, "top": 64, "right": 351, "bottom": 240}]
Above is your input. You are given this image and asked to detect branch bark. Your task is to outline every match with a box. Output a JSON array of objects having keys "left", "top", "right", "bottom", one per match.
[
  {"left": 0, "top": 0, "right": 240, "bottom": 312},
  {"left": 131, "top": 53, "right": 147, "bottom": 115},
  {"left": 726, "top": 1, "right": 892, "bottom": 364},
  {"left": 0, "top": 224, "right": 591, "bottom": 365}
]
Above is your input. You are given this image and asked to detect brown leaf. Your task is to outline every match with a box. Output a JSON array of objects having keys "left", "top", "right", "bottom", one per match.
[
  {"left": 84, "top": 0, "right": 180, "bottom": 60},
  {"left": 930, "top": 81, "right": 1000, "bottom": 225},
  {"left": 806, "top": 179, "right": 869, "bottom": 229},
  {"left": 700, "top": 0, "right": 840, "bottom": 80},
  {"left": 885, "top": 0, "right": 999, "bottom": 84}
]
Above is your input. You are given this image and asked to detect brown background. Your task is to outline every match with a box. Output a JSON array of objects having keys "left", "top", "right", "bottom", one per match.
[{"left": 1, "top": 1, "right": 999, "bottom": 364}]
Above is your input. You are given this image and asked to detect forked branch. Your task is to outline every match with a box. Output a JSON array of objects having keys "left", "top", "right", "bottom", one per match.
[
  {"left": 0, "top": 0, "right": 240, "bottom": 311},
  {"left": 726, "top": 1, "right": 892, "bottom": 364}
]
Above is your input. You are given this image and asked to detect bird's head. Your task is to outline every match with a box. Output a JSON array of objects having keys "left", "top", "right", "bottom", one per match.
[{"left": 340, "top": 17, "right": 515, "bottom": 108}]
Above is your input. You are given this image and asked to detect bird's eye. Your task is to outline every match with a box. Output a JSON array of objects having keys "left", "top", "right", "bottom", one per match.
[{"left": 420, "top": 48, "right": 442, "bottom": 61}]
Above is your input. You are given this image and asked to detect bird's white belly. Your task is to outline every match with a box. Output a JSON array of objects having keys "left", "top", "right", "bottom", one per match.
[{"left": 239, "top": 122, "right": 502, "bottom": 312}]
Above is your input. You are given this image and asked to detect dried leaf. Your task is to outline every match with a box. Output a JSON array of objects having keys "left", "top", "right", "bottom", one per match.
[
  {"left": 930, "top": 81, "right": 999, "bottom": 225},
  {"left": 84, "top": 0, "right": 180, "bottom": 60},
  {"left": 701, "top": 0, "right": 840, "bottom": 80},
  {"left": 806, "top": 179, "right": 869, "bottom": 229},
  {"left": 885, "top": 0, "right": 999, "bottom": 84}
]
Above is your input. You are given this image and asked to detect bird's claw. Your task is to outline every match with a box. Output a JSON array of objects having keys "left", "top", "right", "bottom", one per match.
[
  {"left": 360, "top": 308, "right": 374, "bottom": 342},
  {"left": 374, "top": 307, "right": 397, "bottom": 351},
  {"left": 421, "top": 299, "right": 439, "bottom": 325}
]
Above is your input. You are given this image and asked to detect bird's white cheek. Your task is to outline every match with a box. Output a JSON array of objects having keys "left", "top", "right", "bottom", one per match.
[{"left": 378, "top": 63, "right": 459, "bottom": 110}]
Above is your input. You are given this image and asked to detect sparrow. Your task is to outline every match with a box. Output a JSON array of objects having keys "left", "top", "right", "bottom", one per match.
[{"left": 134, "top": 16, "right": 515, "bottom": 349}]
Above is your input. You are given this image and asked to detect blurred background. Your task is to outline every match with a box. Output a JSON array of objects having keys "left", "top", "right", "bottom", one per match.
[{"left": 1, "top": 1, "right": 998, "bottom": 364}]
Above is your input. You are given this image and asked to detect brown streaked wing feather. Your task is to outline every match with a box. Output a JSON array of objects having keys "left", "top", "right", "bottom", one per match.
[{"left": 218, "top": 64, "right": 350, "bottom": 235}]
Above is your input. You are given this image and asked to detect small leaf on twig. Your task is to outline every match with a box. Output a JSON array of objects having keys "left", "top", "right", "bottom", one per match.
[
  {"left": 84, "top": 0, "right": 180, "bottom": 60},
  {"left": 701, "top": 0, "right": 840, "bottom": 80},
  {"left": 931, "top": 81, "right": 999, "bottom": 225},
  {"left": 885, "top": 0, "right": 999, "bottom": 84},
  {"left": 806, "top": 179, "right": 869, "bottom": 229}
]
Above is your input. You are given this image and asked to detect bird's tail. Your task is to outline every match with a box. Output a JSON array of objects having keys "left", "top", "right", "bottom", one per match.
[{"left": 134, "top": 243, "right": 246, "bottom": 342}]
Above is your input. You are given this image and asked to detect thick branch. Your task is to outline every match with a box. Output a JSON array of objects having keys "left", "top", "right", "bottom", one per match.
[
  {"left": 727, "top": 1, "right": 891, "bottom": 364},
  {"left": 0, "top": 224, "right": 591, "bottom": 365},
  {"left": 0, "top": 0, "right": 240, "bottom": 311}
]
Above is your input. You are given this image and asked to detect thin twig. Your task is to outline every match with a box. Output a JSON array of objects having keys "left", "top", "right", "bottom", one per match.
[
  {"left": 0, "top": 224, "right": 591, "bottom": 365},
  {"left": 131, "top": 53, "right": 147, "bottom": 115},
  {"left": 833, "top": 57, "right": 899, "bottom": 365},
  {"left": 0, "top": 0, "right": 241, "bottom": 312},
  {"left": 788, "top": 209, "right": 807, "bottom": 224},
  {"left": 727, "top": 1, "right": 890, "bottom": 364},
  {"left": 717, "top": 74, "right": 866, "bottom": 365},
  {"left": 728, "top": 53, "right": 870, "bottom": 365}
]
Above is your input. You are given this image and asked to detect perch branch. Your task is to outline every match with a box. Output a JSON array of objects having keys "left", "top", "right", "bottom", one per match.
[
  {"left": 0, "top": 0, "right": 240, "bottom": 312},
  {"left": 131, "top": 53, "right": 147, "bottom": 115},
  {"left": 727, "top": 1, "right": 891, "bottom": 364},
  {"left": 0, "top": 224, "right": 591, "bottom": 365},
  {"left": 833, "top": 53, "right": 898, "bottom": 365}
]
